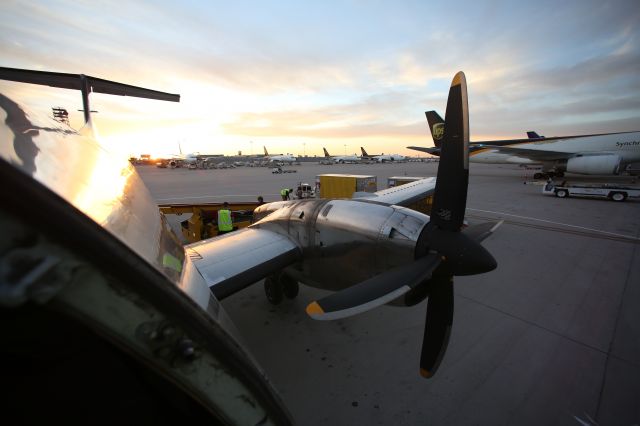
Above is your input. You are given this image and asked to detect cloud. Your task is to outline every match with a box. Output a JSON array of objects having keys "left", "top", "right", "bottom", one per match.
[{"left": 2, "top": 0, "right": 639, "bottom": 156}]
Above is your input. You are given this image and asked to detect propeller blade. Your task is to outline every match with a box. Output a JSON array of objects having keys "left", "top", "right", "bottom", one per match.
[
  {"left": 419, "top": 272, "right": 454, "bottom": 378},
  {"left": 430, "top": 71, "right": 469, "bottom": 232},
  {"left": 462, "top": 220, "right": 503, "bottom": 243},
  {"left": 306, "top": 255, "right": 441, "bottom": 320}
]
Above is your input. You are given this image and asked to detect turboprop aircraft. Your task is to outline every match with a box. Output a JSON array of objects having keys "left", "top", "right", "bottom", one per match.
[
  {"left": 1, "top": 65, "right": 498, "bottom": 391},
  {"left": 409, "top": 110, "right": 640, "bottom": 179},
  {"left": 0, "top": 66, "right": 292, "bottom": 425},
  {"left": 188, "top": 72, "right": 500, "bottom": 378}
]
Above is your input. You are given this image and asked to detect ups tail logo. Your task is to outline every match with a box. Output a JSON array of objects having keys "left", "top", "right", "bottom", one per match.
[{"left": 432, "top": 123, "right": 444, "bottom": 141}]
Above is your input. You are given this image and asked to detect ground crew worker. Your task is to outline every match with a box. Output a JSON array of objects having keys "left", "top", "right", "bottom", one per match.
[
  {"left": 217, "top": 202, "right": 233, "bottom": 235},
  {"left": 257, "top": 195, "right": 265, "bottom": 205},
  {"left": 280, "top": 188, "right": 289, "bottom": 201}
]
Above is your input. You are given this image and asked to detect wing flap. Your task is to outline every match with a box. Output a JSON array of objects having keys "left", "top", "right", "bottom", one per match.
[{"left": 186, "top": 228, "right": 301, "bottom": 300}]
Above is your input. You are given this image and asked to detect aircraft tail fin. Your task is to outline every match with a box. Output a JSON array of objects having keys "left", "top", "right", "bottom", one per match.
[
  {"left": 360, "top": 147, "right": 369, "bottom": 157},
  {"left": 425, "top": 111, "right": 446, "bottom": 148},
  {"left": 263, "top": 146, "right": 269, "bottom": 156},
  {"left": 323, "top": 147, "right": 330, "bottom": 157},
  {"left": 527, "top": 131, "right": 544, "bottom": 139},
  {"left": 0, "top": 67, "right": 179, "bottom": 124}
]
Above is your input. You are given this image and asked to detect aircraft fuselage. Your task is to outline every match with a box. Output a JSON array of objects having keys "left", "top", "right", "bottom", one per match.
[{"left": 470, "top": 132, "right": 640, "bottom": 166}]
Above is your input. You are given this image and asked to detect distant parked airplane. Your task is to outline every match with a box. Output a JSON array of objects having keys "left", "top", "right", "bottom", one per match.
[
  {"left": 322, "top": 147, "right": 360, "bottom": 163},
  {"left": 360, "top": 147, "right": 406, "bottom": 163},
  {"left": 263, "top": 146, "right": 297, "bottom": 164}
]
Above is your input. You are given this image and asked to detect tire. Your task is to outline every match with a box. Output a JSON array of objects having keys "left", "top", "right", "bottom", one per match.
[
  {"left": 610, "top": 192, "right": 627, "bottom": 202},
  {"left": 555, "top": 189, "right": 568, "bottom": 198},
  {"left": 264, "top": 276, "right": 283, "bottom": 305},
  {"left": 281, "top": 274, "right": 300, "bottom": 299}
]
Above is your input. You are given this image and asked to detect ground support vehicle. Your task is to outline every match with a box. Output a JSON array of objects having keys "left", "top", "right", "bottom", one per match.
[
  {"left": 293, "top": 182, "right": 315, "bottom": 199},
  {"left": 272, "top": 167, "right": 297, "bottom": 174},
  {"left": 542, "top": 182, "right": 640, "bottom": 202}
]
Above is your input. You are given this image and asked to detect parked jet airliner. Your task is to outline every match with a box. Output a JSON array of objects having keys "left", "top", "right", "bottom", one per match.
[
  {"left": 409, "top": 111, "right": 640, "bottom": 178},
  {"left": 322, "top": 147, "right": 360, "bottom": 163},
  {"left": 263, "top": 146, "right": 297, "bottom": 164},
  {"left": 360, "top": 147, "right": 406, "bottom": 162}
]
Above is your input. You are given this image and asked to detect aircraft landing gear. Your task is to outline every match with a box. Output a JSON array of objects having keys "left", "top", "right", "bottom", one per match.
[{"left": 264, "top": 272, "right": 299, "bottom": 305}]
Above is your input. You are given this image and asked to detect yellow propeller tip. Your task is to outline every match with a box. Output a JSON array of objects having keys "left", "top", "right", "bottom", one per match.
[
  {"left": 306, "top": 301, "right": 325, "bottom": 316},
  {"left": 451, "top": 71, "right": 466, "bottom": 87},
  {"left": 420, "top": 368, "right": 434, "bottom": 378}
]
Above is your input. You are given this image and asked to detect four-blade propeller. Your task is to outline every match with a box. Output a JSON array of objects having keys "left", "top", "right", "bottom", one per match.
[{"left": 306, "top": 71, "right": 499, "bottom": 378}]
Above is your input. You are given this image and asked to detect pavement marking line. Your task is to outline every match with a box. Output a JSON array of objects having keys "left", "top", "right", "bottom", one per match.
[{"left": 467, "top": 208, "right": 640, "bottom": 242}]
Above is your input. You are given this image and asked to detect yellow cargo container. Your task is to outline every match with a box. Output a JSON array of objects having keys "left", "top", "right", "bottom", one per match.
[{"left": 316, "top": 174, "right": 377, "bottom": 199}]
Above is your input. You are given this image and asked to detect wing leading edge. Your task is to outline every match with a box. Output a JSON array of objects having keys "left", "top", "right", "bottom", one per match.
[
  {"left": 355, "top": 177, "right": 437, "bottom": 207},
  {"left": 186, "top": 228, "right": 301, "bottom": 300}
]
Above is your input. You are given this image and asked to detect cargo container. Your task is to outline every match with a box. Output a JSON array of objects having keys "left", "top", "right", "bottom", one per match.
[{"left": 316, "top": 174, "right": 377, "bottom": 198}]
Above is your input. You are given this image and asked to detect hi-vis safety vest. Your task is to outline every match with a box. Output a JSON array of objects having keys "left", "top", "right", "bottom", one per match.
[
  {"left": 218, "top": 209, "right": 233, "bottom": 231},
  {"left": 280, "top": 188, "right": 288, "bottom": 197}
]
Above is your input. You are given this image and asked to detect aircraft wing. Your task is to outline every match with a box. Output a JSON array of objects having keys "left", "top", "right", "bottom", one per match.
[
  {"left": 479, "top": 145, "right": 576, "bottom": 161},
  {"left": 186, "top": 228, "right": 301, "bottom": 300},
  {"left": 355, "top": 177, "right": 437, "bottom": 206},
  {"left": 0, "top": 67, "right": 180, "bottom": 102},
  {"left": 407, "top": 146, "right": 441, "bottom": 155}
]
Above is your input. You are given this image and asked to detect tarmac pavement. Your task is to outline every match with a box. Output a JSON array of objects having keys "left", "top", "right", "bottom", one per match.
[{"left": 137, "top": 161, "right": 640, "bottom": 425}]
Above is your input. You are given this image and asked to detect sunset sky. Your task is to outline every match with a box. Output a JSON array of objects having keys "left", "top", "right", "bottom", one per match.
[{"left": 1, "top": 0, "right": 638, "bottom": 158}]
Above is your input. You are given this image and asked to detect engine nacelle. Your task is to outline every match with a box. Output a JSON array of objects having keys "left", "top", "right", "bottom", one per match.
[
  {"left": 254, "top": 199, "right": 430, "bottom": 291},
  {"left": 565, "top": 154, "right": 621, "bottom": 175}
]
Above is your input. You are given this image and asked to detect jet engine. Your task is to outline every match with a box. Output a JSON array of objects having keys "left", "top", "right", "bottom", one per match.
[{"left": 564, "top": 154, "right": 621, "bottom": 175}]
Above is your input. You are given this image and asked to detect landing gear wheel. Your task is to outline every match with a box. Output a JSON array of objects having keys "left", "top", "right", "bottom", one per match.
[
  {"left": 264, "top": 276, "right": 284, "bottom": 305},
  {"left": 611, "top": 192, "right": 627, "bottom": 202},
  {"left": 555, "top": 189, "right": 568, "bottom": 198},
  {"left": 282, "top": 274, "right": 300, "bottom": 299}
]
